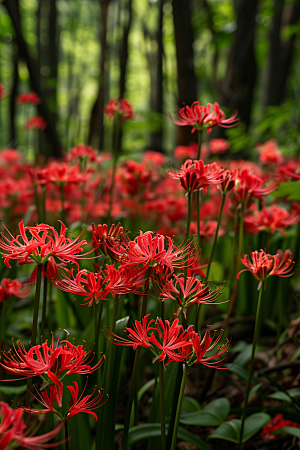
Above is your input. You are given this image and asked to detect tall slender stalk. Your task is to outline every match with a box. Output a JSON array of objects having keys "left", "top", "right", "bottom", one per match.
[
  {"left": 170, "top": 364, "right": 188, "bottom": 450},
  {"left": 196, "top": 130, "right": 203, "bottom": 246},
  {"left": 186, "top": 191, "right": 192, "bottom": 240},
  {"left": 64, "top": 420, "right": 70, "bottom": 450},
  {"left": 239, "top": 286, "right": 263, "bottom": 450},
  {"left": 26, "top": 263, "right": 43, "bottom": 407},
  {"left": 206, "top": 193, "right": 226, "bottom": 280},
  {"left": 60, "top": 184, "right": 66, "bottom": 224},
  {"left": 40, "top": 274, "right": 47, "bottom": 337},
  {"left": 224, "top": 204, "right": 245, "bottom": 329},
  {"left": 159, "top": 361, "right": 166, "bottom": 450}
]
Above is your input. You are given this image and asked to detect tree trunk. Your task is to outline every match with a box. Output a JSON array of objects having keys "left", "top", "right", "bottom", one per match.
[
  {"left": 172, "top": 0, "right": 198, "bottom": 145},
  {"left": 88, "top": 0, "right": 110, "bottom": 149},
  {"left": 218, "top": 0, "right": 259, "bottom": 129},
  {"left": 263, "top": 0, "right": 300, "bottom": 107},
  {"left": 150, "top": 0, "right": 164, "bottom": 152},
  {"left": 9, "top": 47, "right": 19, "bottom": 148},
  {"left": 3, "top": 0, "right": 63, "bottom": 157}
]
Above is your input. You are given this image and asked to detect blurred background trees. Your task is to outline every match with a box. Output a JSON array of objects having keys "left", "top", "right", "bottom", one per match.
[{"left": 1, "top": 0, "right": 300, "bottom": 157}]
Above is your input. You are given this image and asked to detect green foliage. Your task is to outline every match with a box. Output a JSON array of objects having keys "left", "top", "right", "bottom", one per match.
[
  {"left": 180, "top": 398, "right": 230, "bottom": 427},
  {"left": 208, "top": 412, "right": 271, "bottom": 443},
  {"left": 272, "top": 181, "right": 300, "bottom": 201}
]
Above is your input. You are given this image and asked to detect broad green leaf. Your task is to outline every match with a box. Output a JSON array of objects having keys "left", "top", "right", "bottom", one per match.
[
  {"left": 0, "top": 384, "right": 27, "bottom": 395},
  {"left": 272, "top": 181, "right": 300, "bottom": 201},
  {"left": 182, "top": 396, "right": 202, "bottom": 413},
  {"left": 138, "top": 378, "right": 155, "bottom": 402},
  {"left": 272, "top": 427, "right": 300, "bottom": 438},
  {"left": 268, "top": 389, "right": 300, "bottom": 402},
  {"left": 208, "top": 413, "right": 271, "bottom": 443},
  {"left": 180, "top": 398, "right": 230, "bottom": 427},
  {"left": 128, "top": 424, "right": 212, "bottom": 449}
]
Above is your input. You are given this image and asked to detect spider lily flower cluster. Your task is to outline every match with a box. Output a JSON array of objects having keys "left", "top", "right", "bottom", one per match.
[{"left": 104, "top": 315, "right": 230, "bottom": 367}]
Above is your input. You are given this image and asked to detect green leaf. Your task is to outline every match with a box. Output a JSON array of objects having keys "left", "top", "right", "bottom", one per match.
[
  {"left": 138, "top": 378, "right": 155, "bottom": 403},
  {"left": 272, "top": 181, "right": 300, "bottom": 201},
  {"left": 182, "top": 396, "right": 202, "bottom": 413},
  {"left": 180, "top": 398, "right": 230, "bottom": 426},
  {"left": 0, "top": 384, "right": 27, "bottom": 395},
  {"left": 268, "top": 389, "right": 300, "bottom": 402},
  {"left": 272, "top": 427, "right": 300, "bottom": 438},
  {"left": 208, "top": 413, "right": 271, "bottom": 443},
  {"left": 127, "top": 424, "right": 212, "bottom": 449}
]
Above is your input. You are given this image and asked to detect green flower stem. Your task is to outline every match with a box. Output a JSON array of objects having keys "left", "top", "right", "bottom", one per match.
[
  {"left": 166, "top": 363, "right": 183, "bottom": 448},
  {"left": 33, "top": 184, "right": 42, "bottom": 222},
  {"left": 170, "top": 364, "right": 188, "bottom": 450},
  {"left": 197, "top": 129, "right": 203, "bottom": 160},
  {"left": 94, "top": 301, "right": 104, "bottom": 363},
  {"left": 228, "top": 208, "right": 239, "bottom": 290},
  {"left": 60, "top": 184, "right": 66, "bottom": 224},
  {"left": 0, "top": 300, "right": 7, "bottom": 351},
  {"left": 239, "top": 286, "right": 263, "bottom": 450},
  {"left": 64, "top": 419, "right": 70, "bottom": 450},
  {"left": 225, "top": 204, "right": 245, "bottom": 330},
  {"left": 40, "top": 274, "right": 47, "bottom": 337},
  {"left": 122, "top": 346, "right": 142, "bottom": 450},
  {"left": 159, "top": 361, "right": 166, "bottom": 450},
  {"left": 41, "top": 185, "right": 46, "bottom": 222},
  {"left": 186, "top": 190, "right": 192, "bottom": 240},
  {"left": 26, "top": 263, "right": 43, "bottom": 407},
  {"left": 206, "top": 193, "right": 226, "bottom": 280},
  {"left": 108, "top": 114, "right": 122, "bottom": 225},
  {"left": 196, "top": 130, "right": 203, "bottom": 245}
]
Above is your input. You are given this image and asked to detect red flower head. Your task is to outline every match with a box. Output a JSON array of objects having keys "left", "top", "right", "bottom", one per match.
[
  {"left": 168, "top": 160, "right": 227, "bottom": 194},
  {"left": 232, "top": 168, "right": 277, "bottom": 206},
  {"left": 25, "top": 116, "right": 47, "bottom": 130},
  {"left": 173, "top": 142, "right": 209, "bottom": 162},
  {"left": 237, "top": 249, "right": 295, "bottom": 284},
  {"left": 104, "top": 314, "right": 191, "bottom": 365},
  {"left": 170, "top": 102, "right": 239, "bottom": 134},
  {"left": 104, "top": 98, "right": 134, "bottom": 122},
  {"left": 210, "top": 138, "right": 230, "bottom": 155},
  {"left": 16, "top": 92, "right": 40, "bottom": 105},
  {"left": 0, "top": 401, "right": 63, "bottom": 450},
  {"left": 261, "top": 413, "right": 300, "bottom": 439},
  {"left": 47, "top": 162, "right": 89, "bottom": 185},
  {"left": 256, "top": 139, "right": 283, "bottom": 166},
  {"left": 157, "top": 273, "right": 224, "bottom": 317},
  {"left": 183, "top": 326, "right": 231, "bottom": 368},
  {"left": 0, "top": 278, "right": 30, "bottom": 302},
  {"left": 0, "top": 220, "right": 92, "bottom": 269},
  {"left": 21, "top": 381, "right": 108, "bottom": 421},
  {"left": 67, "top": 144, "right": 97, "bottom": 162},
  {"left": 91, "top": 222, "right": 124, "bottom": 257},
  {"left": 108, "top": 230, "right": 198, "bottom": 273},
  {"left": 244, "top": 205, "right": 300, "bottom": 236},
  {"left": 54, "top": 265, "right": 146, "bottom": 307},
  {"left": 0, "top": 333, "right": 105, "bottom": 384}
]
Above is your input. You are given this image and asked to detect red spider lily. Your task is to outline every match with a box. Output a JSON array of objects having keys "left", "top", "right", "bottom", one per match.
[
  {"left": 0, "top": 220, "right": 93, "bottom": 268},
  {"left": 232, "top": 168, "right": 277, "bottom": 205},
  {"left": 170, "top": 101, "right": 239, "bottom": 134},
  {"left": 104, "top": 315, "right": 192, "bottom": 365},
  {"left": 104, "top": 98, "right": 134, "bottom": 122},
  {"left": 25, "top": 116, "right": 47, "bottom": 130},
  {"left": 67, "top": 144, "right": 97, "bottom": 162},
  {"left": 216, "top": 170, "right": 235, "bottom": 196},
  {"left": 91, "top": 222, "right": 124, "bottom": 257},
  {"left": 168, "top": 160, "right": 226, "bottom": 194},
  {"left": 0, "top": 401, "right": 63, "bottom": 450},
  {"left": 237, "top": 249, "right": 295, "bottom": 283},
  {"left": 190, "top": 220, "right": 225, "bottom": 241},
  {"left": 54, "top": 265, "right": 146, "bottom": 307},
  {"left": 0, "top": 278, "right": 30, "bottom": 302},
  {"left": 279, "top": 159, "right": 300, "bottom": 180},
  {"left": 256, "top": 139, "right": 283, "bottom": 166},
  {"left": 47, "top": 162, "right": 91, "bottom": 185},
  {"left": 108, "top": 231, "right": 198, "bottom": 272},
  {"left": 210, "top": 138, "right": 230, "bottom": 155},
  {"left": 0, "top": 334, "right": 105, "bottom": 383},
  {"left": 16, "top": 92, "right": 40, "bottom": 105},
  {"left": 66, "top": 381, "right": 108, "bottom": 421},
  {"left": 22, "top": 383, "right": 63, "bottom": 415},
  {"left": 261, "top": 413, "right": 300, "bottom": 439},
  {"left": 21, "top": 381, "right": 107, "bottom": 421},
  {"left": 183, "top": 326, "right": 231, "bottom": 368},
  {"left": 244, "top": 205, "right": 300, "bottom": 236},
  {"left": 157, "top": 274, "right": 224, "bottom": 317}
]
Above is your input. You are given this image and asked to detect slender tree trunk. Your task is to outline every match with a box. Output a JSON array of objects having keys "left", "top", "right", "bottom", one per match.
[
  {"left": 9, "top": 47, "right": 19, "bottom": 148},
  {"left": 218, "top": 0, "right": 259, "bottom": 129},
  {"left": 3, "top": 0, "right": 63, "bottom": 157},
  {"left": 150, "top": 0, "right": 164, "bottom": 152},
  {"left": 88, "top": 0, "right": 110, "bottom": 149},
  {"left": 172, "top": 0, "right": 197, "bottom": 145},
  {"left": 263, "top": 0, "right": 300, "bottom": 108},
  {"left": 119, "top": 0, "right": 133, "bottom": 99}
]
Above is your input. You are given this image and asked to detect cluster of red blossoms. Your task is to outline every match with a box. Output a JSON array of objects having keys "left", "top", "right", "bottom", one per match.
[
  {"left": 105, "top": 315, "right": 230, "bottom": 367},
  {"left": 261, "top": 414, "right": 300, "bottom": 439},
  {"left": 103, "top": 98, "right": 134, "bottom": 122},
  {"left": 0, "top": 401, "right": 63, "bottom": 450},
  {"left": 0, "top": 334, "right": 107, "bottom": 421}
]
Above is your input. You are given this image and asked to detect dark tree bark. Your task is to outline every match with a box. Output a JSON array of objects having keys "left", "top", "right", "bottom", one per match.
[
  {"left": 9, "top": 47, "right": 19, "bottom": 148},
  {"left": 3, "top": 0, "right": 63, "bottom": 157},
  {"left": 119, "top": 0, "right": 133, "bottom": 99},
  {"left": 263, "top": 0, "right": 300, "bottom": 107},
  {"left": 88, "top": 0, "right": 110, "bottom": 149},
  {"left": 172, "top": 0, "right": 198, "bottom": 145},
  {"left": 218, "top": 0, "right": 259, "bottom": 129},
  {"left": 149, "top": 0, "right": 164, "bottom": 152}
]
